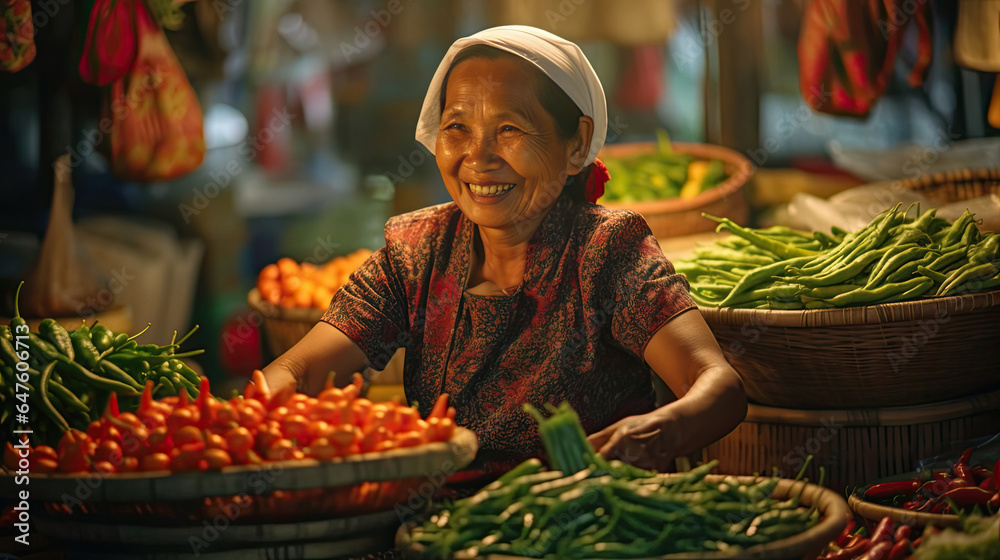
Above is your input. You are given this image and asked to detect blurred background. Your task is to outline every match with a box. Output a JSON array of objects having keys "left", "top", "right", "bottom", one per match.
[{"left": 0, "top": 0, "right": 996, "bottom": 392}]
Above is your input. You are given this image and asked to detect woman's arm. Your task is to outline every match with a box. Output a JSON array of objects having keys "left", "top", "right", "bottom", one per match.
[
  {"left": 587, "top": 309, "right": 747, "bottom": 470},
  {"left": 261, "top": 322, "right": 369, "bottom": 400}
]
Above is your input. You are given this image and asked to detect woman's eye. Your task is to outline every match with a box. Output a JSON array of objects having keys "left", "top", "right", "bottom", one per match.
[
  {"left": 444, "top": 122, "right": 465, "bottom": 131},
  {"left": 499, "top": 125, "right": 521, "bottom": 133}
]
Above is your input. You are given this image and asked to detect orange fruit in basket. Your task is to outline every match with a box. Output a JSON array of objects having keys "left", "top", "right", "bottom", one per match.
[{"left": 276, "top": 257, "right": 299, "bottom": 276}]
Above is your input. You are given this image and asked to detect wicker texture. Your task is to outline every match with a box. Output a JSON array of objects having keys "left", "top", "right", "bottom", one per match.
[
  {"left": 847, "top": 494, "right": 964, "bottom": 530},
  {"left": 700, "top": 289, "right": 1000, "bottom": 409},
  {"left": 704, "top": 390, "right": 1000, "bottom": 495},
  {"left": 598, "top": 142, "right": 753, "bottom": 239},
  {"left": 896, "top": 167, "right": 1000, "bottom": 203}
]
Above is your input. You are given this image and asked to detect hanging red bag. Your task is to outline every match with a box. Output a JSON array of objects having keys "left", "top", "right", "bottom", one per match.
[
  {"left": 79, "top": 0, "right": 138, "bottom": 86},
  {"left": 101, "top": 0, "right": 205, "bottom": 182},
  {"left": 797, "top": 0, "right": 932, "bottom": 117},
  {"left": 0, "top": 0, "right": 36, "bottom": 72}
]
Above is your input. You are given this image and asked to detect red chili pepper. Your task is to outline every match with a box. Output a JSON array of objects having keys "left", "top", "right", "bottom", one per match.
[
  {"left": 933, "top": 486, "right": 994, "bottom": 508},
  {"left": 911, "top": 537, "right": 921, "bottom": 549},
  {"left": 893, "top": 524, "right": 911, "bottom": 542},
  {"left": 834, "top": 520, "right": 858, "bottom": 547},
  {"left": 979, "top": 477, "right": 996, "bottom": 492},
  {"left": 104, "top": 392, "right": 120, "bottom": 419},
  {"left": 138, "top": 380, "right": 154, "bottom": 415},
  {"left": 869, "top": 515, "right": 895, "bottom": 547},
  {"left": 947, "top": 477, "right": 971, "bottom": 491},
  {"left": 864, "top": 479, "right": 921, "bottom": 501},
  {"left": 971, "top": 466, "right": 993, "bottom": 484},
  {"left": 932, "top": 469, "right": 951, "bottom": 481},
  {"left": 820, "top": 537, "right": 870, "bottom": 560},
  {"left": 930, "top": 500, "right": 949, "bottom": 514},
  {"left": 888, "top": 538, "right": 912, "bottom": 560},
  {"left": 953, "top": 446, "right": 975, "bottom": 483},
  {"left": 918, "top": 478, "right": 950, "bottom": 499},
  {"left": 994, "top": 458, "right": 1000, "bottom": 491},
  {"left": 987, "top": 492, "right": 999, "bottom": 512},
  {"left": 858, "top": 540, "right": 893, "bottom": 560}
]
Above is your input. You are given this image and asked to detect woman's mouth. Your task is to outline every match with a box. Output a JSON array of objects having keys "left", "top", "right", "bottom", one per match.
[{"left": 466, "top": 182, "right": 516, "bottom": 197}]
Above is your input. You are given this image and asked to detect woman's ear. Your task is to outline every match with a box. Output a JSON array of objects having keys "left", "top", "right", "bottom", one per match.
[{"left": 567, "top": 116, "right": 595, "bottom": 174}]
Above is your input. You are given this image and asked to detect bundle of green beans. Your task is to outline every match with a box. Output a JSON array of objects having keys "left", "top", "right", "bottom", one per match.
[
  {"left": 678, "top": 204, "right": 1000, "bottom": 310},
  {"left": 408, "top": 403, "right": 823, "bottom": 559},
  {"left": 0, "top": 284, "right": 203, "bottom": 444}
]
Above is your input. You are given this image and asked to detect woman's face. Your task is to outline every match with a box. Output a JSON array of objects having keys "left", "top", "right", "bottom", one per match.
[{"left": 436, "top": 56, "right": 591, "bottom": 233}]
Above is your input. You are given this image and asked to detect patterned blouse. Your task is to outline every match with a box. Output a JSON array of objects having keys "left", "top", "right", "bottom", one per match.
[{"left": 322, "top": 190, "right": 695, "bottom": 480}]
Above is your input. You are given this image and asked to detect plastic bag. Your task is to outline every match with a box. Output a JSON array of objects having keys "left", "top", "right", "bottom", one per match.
[
  {"left": 78, "top": 0, "right": 138, "bottom": 86},
  {"left": 20, "top": 155, "right": 108, "bottom": 318},
  {"left": 101, "top": 0, "right": 205, "bottom": 182}
]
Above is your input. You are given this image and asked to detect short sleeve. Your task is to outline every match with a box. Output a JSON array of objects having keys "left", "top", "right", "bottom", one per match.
[
  {"left": 321, "top": 246, "right": 409, "bottom": 370},
  {"left": 592, "top": 212, "right": 696, "bottom": 359}
]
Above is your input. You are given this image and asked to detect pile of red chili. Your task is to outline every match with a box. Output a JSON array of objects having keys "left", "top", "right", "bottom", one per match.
[
  {"left": 819, "top": 516, "right": 931, "bottom": 560},
  {"left": 860, "top": 447, "right": 1000, "bottom": 515}
]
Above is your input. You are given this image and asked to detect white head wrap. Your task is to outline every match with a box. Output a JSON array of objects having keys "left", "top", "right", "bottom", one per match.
[{"left": 415, "top": 25, "right": 608, "bottom": 165}]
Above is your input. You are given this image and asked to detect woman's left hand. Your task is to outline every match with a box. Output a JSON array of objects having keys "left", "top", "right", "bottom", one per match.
[{"left": 587, "top": 408, "right": 679, "bottom": 472}]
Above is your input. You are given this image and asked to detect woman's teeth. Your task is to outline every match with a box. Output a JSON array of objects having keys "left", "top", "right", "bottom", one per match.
[{"left": 467, "top": 183, "right": 515, "bottom": 197}]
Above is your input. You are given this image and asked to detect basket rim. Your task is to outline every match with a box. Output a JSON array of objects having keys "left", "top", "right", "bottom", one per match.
[
  {"left": 743, "top": 388, "right": 1000, "bottom": 427},
  {"left": 698, "top": 288, "right": 1000, "bottom": 327},
  {"left": 895, "top": 167, "right": 1000, "bottom": 191},
  {"left": 248, "top": 287, "right": 324, "bottom": 323},
  {"left": 598, "top": 141, "right": 755, "bottom": 213},
  {"left": 847, "top": 494, "right": 964, "bottom": 529},
  {"left": 397, "top": 474, "right": 849, "bottom": 559},
  {"left": 0, "top": 427, "right": 478, "bottom": 503}
]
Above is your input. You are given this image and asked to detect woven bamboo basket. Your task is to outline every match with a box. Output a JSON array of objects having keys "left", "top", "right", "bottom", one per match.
[
  {"left": 703, "top": 389, "right": 1000, "bottom": 496},
  {"left": 847, "top": 494, "right": 964, "bottom": 530},
  {"left": 396, "top": 474, "right": 851, "bottom": 560},
  {"left": 598, "top": 142, "right": 754, "bottom": 239},
  {"left": 699, "top": 289, "right": 1000, "bottom": 409},
  {"left": 895, "top": 167, "right": 1000, "bottom": 204},
  {"left": 247, "top": 287, "right": 322, "bottom": 358}
]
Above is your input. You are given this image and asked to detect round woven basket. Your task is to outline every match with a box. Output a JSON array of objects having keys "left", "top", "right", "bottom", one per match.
[
  {"left": 699, "top": 289, "right": 1000, "bottom": 409},
  {"left": 703, "top": 389, "right": 1000, "bottom": 496},
  {"left": 396, "top": 474, "right": 850, "bottom": 560},
  {"left": 847, "top": 494, "right": 964, "bottom": 530},
  {"left": 598, "top": 142, "right": 754, "bottom": 239},
  {"left": 895, "top": 167, "right": 1000, "bottom": 203},
  {"left": 247, "top": 287, "right": 322, "bottom": 358}
]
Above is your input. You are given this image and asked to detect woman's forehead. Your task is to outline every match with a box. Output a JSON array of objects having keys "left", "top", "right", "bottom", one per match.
[{"left": 443, "top": 57, "right": 545, "bottom": 112}]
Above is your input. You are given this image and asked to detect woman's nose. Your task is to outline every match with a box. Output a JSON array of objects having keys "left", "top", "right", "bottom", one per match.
[{"left": 463, "top": 133, "right": 501, "bottom": 172}]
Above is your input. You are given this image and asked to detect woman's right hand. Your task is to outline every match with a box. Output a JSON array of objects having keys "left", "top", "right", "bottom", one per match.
[
  {"left": 260, "top": 365, "right": 299, "bottom": 405},
  {"left": 259, "top": 322, "right": 370, "bottom": 397}
]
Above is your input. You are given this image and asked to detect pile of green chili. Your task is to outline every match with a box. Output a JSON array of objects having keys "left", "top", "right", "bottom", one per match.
[
  {"left": 0, "top": 284, "right": 203, "bottom": 444},
  {"left": 407, "top": 402, "right": 823, "bottom": 559},
  {"left": 678, "top": 204, "right": 1000, "bottom": 309}
]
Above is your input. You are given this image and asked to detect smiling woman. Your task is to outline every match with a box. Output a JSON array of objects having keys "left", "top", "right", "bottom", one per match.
[{"left": 262, "top": 25, "right": 747, "bottom": 486}]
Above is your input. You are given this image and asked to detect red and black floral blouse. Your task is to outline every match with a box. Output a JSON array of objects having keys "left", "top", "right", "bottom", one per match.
[{"left": 322, "top": 190, "right": 695, "bottom": 479}]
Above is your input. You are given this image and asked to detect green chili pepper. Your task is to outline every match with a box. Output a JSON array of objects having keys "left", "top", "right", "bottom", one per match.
[
  {"left": 702, "top": 214, "right": 817, "bottom": 259},
  {"left": 0, "top": 336, "right": 22, "bottom": 370},
  {"left": 103, "top": 352, "right": 151, "bottom": 378},
  {"left": 884, "top": 252, "right": 937, "bottom": 284},
  {"left": 937, "top": 262, "right": 1000, "bottom": 297},
  {"left": 38, "top": 362, "right": 70, "bottom": 432},
  {"left": 90, "top": 324, "right": 115, "bottom": 354},
  {"left": 53, "top": 355, "right": 140, "bottom": 396},
  {"left": 825, "top": 277, "right": 932, "bottom": 307},
  {"left": 866, "top": 244, "right": 926, "bottom": 288},
  {"left": 71, "top": 329, "right": 102, "bottom": 370},
  {"left": 9, "top": 281, "right": 28, "bottom": 336},
  {"left": 39, "top": 318, "right": 74, "bottom": 361},
  {"left": 169, "top": 359, "right": 201, "bottom": 386},
  {"left": 717, "top": 256, "right": 813, "bottom": 306},
  {"left": 27, "top": 332, "right": 60, "bottom": 363},
  {"left": 99, "top": 360, "right": 145, "bottom": 390},
  {"left": 0, "top": 324, "right": 10, "bottom": 341}
]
